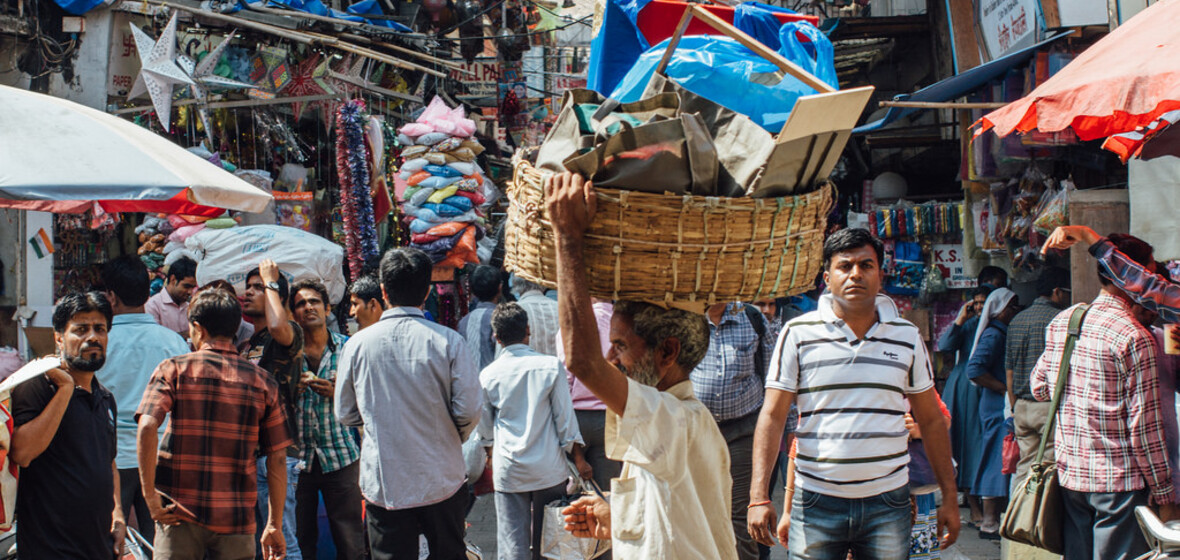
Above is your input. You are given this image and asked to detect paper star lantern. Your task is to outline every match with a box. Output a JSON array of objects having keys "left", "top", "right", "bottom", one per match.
[
  {"left": 127, "top": 12, "right": 195, "bottom": 127},
  {"left": 312, "top": 55, "right": 362, "bottom": 131},
  {"left": 183, "top": 31, "right": 255, "bottom": 94},
  {"left": 286, "top": 53, "right": 336, "bottom": 121},
  {"left": 176, "top": 32, "right": 253, "bottom": 139}
]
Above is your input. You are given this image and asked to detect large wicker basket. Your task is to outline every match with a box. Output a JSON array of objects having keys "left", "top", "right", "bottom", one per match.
[{"left": 504, "top": 156, "right": 833, "bottom": 311}]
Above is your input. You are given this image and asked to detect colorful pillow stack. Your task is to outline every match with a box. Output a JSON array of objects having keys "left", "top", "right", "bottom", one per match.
[{"left": 398, "top": 97, "right": 492, "bottom": 269}]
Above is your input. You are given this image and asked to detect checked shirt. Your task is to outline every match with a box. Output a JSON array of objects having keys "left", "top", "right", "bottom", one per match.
[
  {"left": 691, "top": 303, "right": 776, "bottom": 422},
  {"left": 298, "top": 331, "right": 360, "bottom": 472},
  {"left": 1031, "top": 293, "right": 1175, "bottom": 503},
  {"left": 137, "top": 339, "right": 292, "bottom": 534}
]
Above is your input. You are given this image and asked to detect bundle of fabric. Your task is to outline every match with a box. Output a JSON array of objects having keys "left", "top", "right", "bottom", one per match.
[
  {"left": 137, "top": 212, "right": 237, "bottom": 271},
  {"left": 397, "top": 97, "right": 492, "bottom": 269}
]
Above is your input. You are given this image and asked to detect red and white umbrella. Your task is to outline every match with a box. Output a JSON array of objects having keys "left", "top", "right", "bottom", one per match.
[{"left": 0, "top": 84, "right": 271, "bottom": 215}]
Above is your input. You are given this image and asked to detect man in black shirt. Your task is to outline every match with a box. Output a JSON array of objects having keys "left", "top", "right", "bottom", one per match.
[
  {"left": 11, "top": 291, "right": 125, "bottom": 559},
  {"left": 242, "top": 259, "right": 304, "bottom": 559}
]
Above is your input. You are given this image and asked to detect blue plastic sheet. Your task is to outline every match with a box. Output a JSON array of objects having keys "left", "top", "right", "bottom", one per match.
[
  {"left": 586, "top": 0, "right": 653, "bottom": 94},
  {"left": 732, "top": 2, "right": 799, "bottom": 51},
  {"left": 588, "top": 0, "right": 804, "bottom": 96},
  {"left": 610, "top": 23, "right": 838, "bottom": 133},
  {"left": 51, "top": 0, "right": 107, "bottom": 15}
]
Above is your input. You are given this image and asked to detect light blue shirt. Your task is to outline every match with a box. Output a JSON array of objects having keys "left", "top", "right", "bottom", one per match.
[
  {"left": 478, "top": 344, "right": 582, "bottom": 493},
  {"left": 335, "top": 307, "right": 482, "bottom": 510},
  {"left": 96, "top": 313, "right": 190, "bottom": 469}
]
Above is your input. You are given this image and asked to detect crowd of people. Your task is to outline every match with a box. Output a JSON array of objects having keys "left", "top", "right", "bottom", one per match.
[{"left": 10, "top": 172, "right": 1180, "bottom": 560}]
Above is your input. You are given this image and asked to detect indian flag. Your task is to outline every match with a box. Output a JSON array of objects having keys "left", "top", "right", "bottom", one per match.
[{"left": 28, "top": 228, "right": 53, "bottom": 259}]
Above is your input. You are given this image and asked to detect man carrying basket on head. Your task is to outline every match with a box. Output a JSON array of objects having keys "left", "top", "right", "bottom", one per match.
[{"left": 548, "top": 171, "right": 738, "bottom": 558}]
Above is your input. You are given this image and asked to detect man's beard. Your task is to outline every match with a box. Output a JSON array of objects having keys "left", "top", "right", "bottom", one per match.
[
  {"left": 619, "top": 351, "right": 661, "bottom": 387},
  {"left": 64, "top": 343, "right": 105, "bottom": 372}
]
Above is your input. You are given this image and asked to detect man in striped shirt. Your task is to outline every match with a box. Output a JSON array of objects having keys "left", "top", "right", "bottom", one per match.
[{"left": 748, "top": 228, "right": 959, "bottom": 559}]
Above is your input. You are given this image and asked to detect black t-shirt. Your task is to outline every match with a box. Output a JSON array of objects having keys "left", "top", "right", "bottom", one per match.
[
  {"left": 12, "top": 374, "right": 116, "bottom": 559},
  {"left": 245, "top": 320, "right": 304, "bottom": 455}
]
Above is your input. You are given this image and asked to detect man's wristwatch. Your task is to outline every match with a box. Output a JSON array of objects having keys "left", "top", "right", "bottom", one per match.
[{"left": 266, "top": 281, "right": 281, "bottom": 292}]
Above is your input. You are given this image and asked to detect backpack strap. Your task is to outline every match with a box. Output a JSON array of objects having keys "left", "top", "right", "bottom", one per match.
[
  {"left": 1035, "top": 304, "right": 1090, "bottom": 465},
  {"left": 743, "top": 304, "right": 768, "bottom": 380}
]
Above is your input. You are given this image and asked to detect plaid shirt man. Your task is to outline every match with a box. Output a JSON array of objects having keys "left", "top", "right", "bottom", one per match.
[
  {"left": 298, "top": 331, "right": 360, "bottom": 472},
  {"left": 137, "top": 339, "right": 292, "bottom": 533},
  {"left": 1005, "top": 296, "right": 1064, "bottom": 400},
  {"left": 1030, "top": 293, "right": 1175, "bottom": 503},
  {"left": 691, "top": 303, "right": 775, "bottom": 421}
]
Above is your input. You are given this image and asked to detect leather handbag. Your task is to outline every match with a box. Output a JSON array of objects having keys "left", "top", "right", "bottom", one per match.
[{"left": 1000, "top": 304, "right": 1089, "bottom": 553}]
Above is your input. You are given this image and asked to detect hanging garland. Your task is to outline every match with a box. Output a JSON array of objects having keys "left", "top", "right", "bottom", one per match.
[{"left": 335, "top": 99, "right": 381, "bottom": 279}]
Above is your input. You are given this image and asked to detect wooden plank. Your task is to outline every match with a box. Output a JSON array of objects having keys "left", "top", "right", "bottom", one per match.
[
  {"left": 947, "top": 0, "right": 982, "bottom": 71},
  {"left": 1041, "top": 0, "right": 1062, "bottom": 28},
  {"left": 651, "top": 5, "right": 695, "bottom": 78},
  {"left": 776, "top": 86, "right": 874, "bottom": 143},
  {"left": 1068, "top": 189, "right": 1129, "bottom": 305}
]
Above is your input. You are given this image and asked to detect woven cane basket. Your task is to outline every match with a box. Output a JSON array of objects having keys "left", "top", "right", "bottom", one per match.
[{"left": 504, "top": 156, "right": 833, "bottom": 310}]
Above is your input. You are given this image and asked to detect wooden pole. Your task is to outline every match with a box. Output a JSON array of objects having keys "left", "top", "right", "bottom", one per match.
[
  {"left": 337, "top": 32, "right": 471, "bottom": 74},
  {"left": 688, "top": 6, "right": 835, "bottom": 93},
  {"left": 161, "top": 2, "right": 314, "bottom": 43},
  {"left": 243, "top": 2, "right": 365, "bottom": 28},
  {"left": 302, "top": 30, "right": 448, "bottom": 77},
  {"left": 111, "top": 92, "right": 345, "bottom": 114},
  {"left": 879, "top": 100, "right": 1009, "bottom": 109},
  {"left": 150, "top": 1, "right": 447, "bottom": 77}
]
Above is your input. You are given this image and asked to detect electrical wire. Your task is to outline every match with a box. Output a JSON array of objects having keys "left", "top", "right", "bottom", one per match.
[
  {"left": 434, "top": 0, "right": 507, "bottom": 37},
  {"left": 447, "top": 14, "right": 592, "bottom": 41}
]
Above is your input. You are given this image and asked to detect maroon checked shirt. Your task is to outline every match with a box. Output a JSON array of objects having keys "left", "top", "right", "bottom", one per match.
[
  {"left": 1031, "top": 292, "right": 1175, "bottom": 503},
  {"left": 137, "top": 339, "right": 293, "bottom": 533}
]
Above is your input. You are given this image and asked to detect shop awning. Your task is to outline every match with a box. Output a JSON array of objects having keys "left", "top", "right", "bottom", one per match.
[
  {"left": 978, "top": 0, "right": 1180, "bottom": 142},
  {"left": 853, "top": 31, "right": 1071, "bottom": 134}
]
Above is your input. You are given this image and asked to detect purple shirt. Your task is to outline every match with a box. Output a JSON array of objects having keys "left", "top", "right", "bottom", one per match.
[
  {"left": 145, "top": 289, "right": 189, "bottom": 335},
  {"left": 555, "top": 301, "right": 613, "bottom": 411}
]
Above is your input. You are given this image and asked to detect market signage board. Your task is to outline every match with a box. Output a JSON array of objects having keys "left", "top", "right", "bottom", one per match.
[
  {"left": 449, "top": 59, "right": 501, "bottom": 97},
  {"left": 976, "top": 0, "right": 1037, "bottom": 60},
  {"left": 933, "top": 244, "right": 975, "bottom": 289},
  {"left": 108, "top": 12, "right": 138, "bottom": 98}
]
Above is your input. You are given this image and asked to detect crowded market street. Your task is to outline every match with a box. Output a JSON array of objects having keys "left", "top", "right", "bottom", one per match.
[{"left": 4, "top": 0, "right": 1180, "bottom": 559}]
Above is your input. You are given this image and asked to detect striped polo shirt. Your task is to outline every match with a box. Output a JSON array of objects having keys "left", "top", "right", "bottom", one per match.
[{"left": 766, "top": 294, "right": 934, "bottom": 499}]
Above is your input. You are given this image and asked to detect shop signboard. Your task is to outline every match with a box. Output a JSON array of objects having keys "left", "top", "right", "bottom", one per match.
[
  {"left": 551, "top": 75, "right": 586, "bottom": 92},
  {"left": 932, "top": 243, "right": 975, "bottom": 289},
  {"left": 449, "top": 59, "right": 501, "bottom": 97},
  {"left": 108, "top": 12, "right": 138, "bottom": 98},
  {"left": 976, "top": 0, "right": 1037, "bottom": 60}
]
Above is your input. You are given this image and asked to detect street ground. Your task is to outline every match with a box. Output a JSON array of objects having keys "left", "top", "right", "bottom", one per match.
[{"left": 464, "top": 485, "right": 1001, "bottom": 560}]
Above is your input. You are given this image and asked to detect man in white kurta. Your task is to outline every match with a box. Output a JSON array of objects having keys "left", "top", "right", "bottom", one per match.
[
  {"left": 547, "top": 170, "right": 737, "bottom": 559},
  {"left": 605, "top": 377, "right": 736, "bottom": 558}
]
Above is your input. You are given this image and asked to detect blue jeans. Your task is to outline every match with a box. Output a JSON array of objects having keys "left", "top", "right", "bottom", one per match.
[
  {"left": 256, "top": 456, "right": 303, "bottom": 560},
  {"left": 788, "top": 486, "right": 912, "bottom": 560}
]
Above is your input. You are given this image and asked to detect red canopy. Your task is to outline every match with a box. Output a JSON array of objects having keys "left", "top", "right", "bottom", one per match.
[
  {"left": 977, "top": 0, "right": 1180, "bottom": 142},
  {"left": 634, "top": 0, "right": 818, "bottom": 47}
]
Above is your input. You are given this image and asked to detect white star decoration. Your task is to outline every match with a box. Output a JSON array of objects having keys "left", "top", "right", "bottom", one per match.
[
  {"left": 176, "top": 31, "right": 253, "bottom": 138},
  {"left": 178, "top": 30, "right": 255, "bottom": 96},
  {"left": 127, "top": 13, "right": 195, "bottom": 127}
]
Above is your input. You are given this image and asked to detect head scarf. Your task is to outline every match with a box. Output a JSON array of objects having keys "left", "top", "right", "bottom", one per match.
[{"left": 970, "top": 287, "right": 1017, "bottom": 359}]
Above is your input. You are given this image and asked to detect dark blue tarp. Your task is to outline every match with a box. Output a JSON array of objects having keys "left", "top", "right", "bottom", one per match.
[{"left": 853, "top": 31, "right": 1071, "bottom": 134}]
